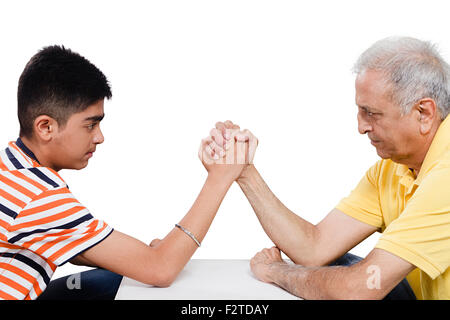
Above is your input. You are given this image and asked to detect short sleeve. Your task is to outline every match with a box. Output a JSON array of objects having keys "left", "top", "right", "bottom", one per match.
[
  {"left": 375, "top": 165, "right": 450, "bottom": 279},
  {"left": 335, "top": 161, "right": 384, "bottom": 229},
  {"left": 8, "top": 187, "right": 113, "bottom": 266}
]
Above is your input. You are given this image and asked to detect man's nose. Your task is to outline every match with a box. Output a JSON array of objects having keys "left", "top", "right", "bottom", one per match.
[{"left": 357, "top": 113, "right": 372, "bottom": 135}]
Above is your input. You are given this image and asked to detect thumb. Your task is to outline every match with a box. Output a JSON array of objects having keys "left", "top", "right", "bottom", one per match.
[{"left": 150, "top": 238, "right": 162, "bottom": 247}]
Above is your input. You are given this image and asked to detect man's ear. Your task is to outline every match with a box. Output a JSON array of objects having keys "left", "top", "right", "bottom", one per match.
[
  {"left": 33, "top": 115, "right": 59, "bottom": 142},
  {"left": 416, "top": 98, "right": 438, "bottom": 135}
]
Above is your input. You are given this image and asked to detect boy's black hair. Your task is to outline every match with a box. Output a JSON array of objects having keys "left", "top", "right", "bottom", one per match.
[{"left": 17, "top": 45, "right": 112, "bottom": 138}]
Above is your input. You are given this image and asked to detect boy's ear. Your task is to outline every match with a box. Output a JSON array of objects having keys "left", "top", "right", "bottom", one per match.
[{"left": 33, "top": 115, "right": 59, "bottom": 142}]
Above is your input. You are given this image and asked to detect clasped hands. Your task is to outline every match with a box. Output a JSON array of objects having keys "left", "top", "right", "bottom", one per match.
[
  {"left": 198, "top": 120, "right": 289, "bottom": 285},
  {"left": 198, "top": 120, "right": 258, "bottom": 181}
]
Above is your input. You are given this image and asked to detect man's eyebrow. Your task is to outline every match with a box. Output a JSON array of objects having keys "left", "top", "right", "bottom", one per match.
[
  {"left": 358, "top": 105, "right": 382, "bottom": 113},
  {"left": 84, "top": 114, "right": 105, "bottom": 122}
]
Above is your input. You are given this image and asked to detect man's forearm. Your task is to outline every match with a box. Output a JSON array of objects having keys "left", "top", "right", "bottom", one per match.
[
  {"left": 267, "top": 262, "right": 367, "bottom": 300},
  {"left": 237, "top": 165, "right": 319, "bottom": 265}
]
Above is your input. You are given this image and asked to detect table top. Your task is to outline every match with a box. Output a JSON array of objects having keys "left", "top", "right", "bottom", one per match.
[{"left": 115, "top": 259, "right": 301, "bottom": 300}]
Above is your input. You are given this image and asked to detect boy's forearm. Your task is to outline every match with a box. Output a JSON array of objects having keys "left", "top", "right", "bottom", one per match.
[
  {"left": 237, "top": 165, "right": 319, "bottom": 265},
  {"left": 155, "top": 172, "right": 234, "bottom": 281}
]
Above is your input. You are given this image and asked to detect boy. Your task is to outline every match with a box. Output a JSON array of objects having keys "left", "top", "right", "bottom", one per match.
[{"left": 0, "top": 46, "right": 253, "bottom": 300}]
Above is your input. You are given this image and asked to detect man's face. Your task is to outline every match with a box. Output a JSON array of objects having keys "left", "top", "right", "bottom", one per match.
[
  {"left": 50, "top": 99, "right": 105, "bottom": 171},
  {"left": 355, "top": 69, "right": 421, "bottom": 164}
]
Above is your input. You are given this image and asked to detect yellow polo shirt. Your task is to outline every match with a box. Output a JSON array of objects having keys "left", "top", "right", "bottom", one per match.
[{"left": 336, "top": 115, "right": 450, "bottom": 300}]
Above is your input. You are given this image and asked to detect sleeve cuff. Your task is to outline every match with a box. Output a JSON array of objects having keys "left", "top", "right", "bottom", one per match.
[
  {"left": 375, "top": 237, "right": 443, "bottom": 279},
  {"left": 335, "top": 203, "right": 383, "bottom": 229}
]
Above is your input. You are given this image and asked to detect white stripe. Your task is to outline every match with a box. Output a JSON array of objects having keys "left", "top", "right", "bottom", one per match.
[
  {"left": 54, "top": 224, "right": 112, "bottom": 266},
  {"left": 0, "top": 151, "right": 16, "bottom": 171},
  {"left": 9, "top": 207, "right": 91, "bottom": 245},
  {"left": 1, "top": 171, "right": 43, "bottom": 195},
  {"left": 24, "top": 189, "right": 73, "bottom": 210},
  {"left": 0, "top": 269, "right": 33, "bottom": 290},
  {"left": 27, "top": 230, "right": 77, "bottom": 252},
  {"left": 36, "top": 167, "right": 66, "bottom": 187},
  {"left": 16, "top": 169, "right": 49, "bottom": 190},
  {"left": 0, "top": 281, "right": 24, "bottom": 299},
  {"left": 0, "top": 179, "right": 32, "bottom": 203},
  {"left": 8, "top": 248, "right": 55, "bottom": 277},
  {"left": 15, "top": 201, "right": 84, "bottom": 224},
  {"left": 0, "top": 195, "right": 23, "bottom": 214},
  {"left": 0, "top": 215, "right": 14, "bottom": 228},
  {"left": 7, "top": 146, "right": 33, "bottom": 168},
  {"left": 37, "top": 218, "right": 96, "bottom": 258},
  {"left": 0, "top": 225, "right": 9, "bottom": 236}
]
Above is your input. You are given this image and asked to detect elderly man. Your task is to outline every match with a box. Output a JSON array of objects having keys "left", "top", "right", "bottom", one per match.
[{"left": 205, "top": 36, "right": 450, "bottom": 299}]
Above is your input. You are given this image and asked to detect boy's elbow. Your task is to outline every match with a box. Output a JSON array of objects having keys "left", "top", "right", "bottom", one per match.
[
  {"left": 150, "top": 271, "right": 176, "bottom": 288},
  {"left": 141, "top": 249, "right": 179, "bottom": 287}
]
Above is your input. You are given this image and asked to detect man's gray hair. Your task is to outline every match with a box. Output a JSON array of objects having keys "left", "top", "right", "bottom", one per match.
[{"left": 353, "top": 36, "right": 450, "bottom": 119}]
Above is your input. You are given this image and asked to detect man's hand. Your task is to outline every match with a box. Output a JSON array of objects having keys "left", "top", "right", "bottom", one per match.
[
  {"left": 198, "top": 120, "right": 258, "bottom": 181},
  {"left": 250, "top": 246, "right": 287, "bottom": 283}
]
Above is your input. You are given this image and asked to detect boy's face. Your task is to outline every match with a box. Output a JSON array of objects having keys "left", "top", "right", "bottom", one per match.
[{"left": 50, "top": 99, "right": 105, "bottom": 171}]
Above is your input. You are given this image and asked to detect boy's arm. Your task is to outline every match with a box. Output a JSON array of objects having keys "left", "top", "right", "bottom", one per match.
[{"left": 77, "top": 136, "right": 252, "bottom": 287}]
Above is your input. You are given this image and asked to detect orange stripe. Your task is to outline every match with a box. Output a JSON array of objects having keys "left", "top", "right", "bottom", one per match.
[
  {"left": 0, "top": 274, "right": 28, "bottom": 296},
  {"left": 0, "top": 232, "right": 7, "bottom": 242},
  {"left": 0, "top": 188, "right": 26, "bottom": 208},
  {"left": 35, "top": 235, "right": 73, "bottom": 256},
  {"left": 22, "top": 228, "right": 75, "bottom": 249},
  {"left": 9, "top": 143, "right": 34, "bottom": 167},
  {"left": 0, "top": 289, "right": 18, "bottom": 300},
  {"left": 9, "top": 170, "right": 47, "bottom": 193},
  {"left": 0, "top": 158, "right": 8, "bottom": 171},
  {"left": 49, "top": 224, "right": 108, "bottom": 262},
  {"left": 0, "top": 241, "right": 23, "bottom": 250},
  {"left": 20, "top": 197, "right": 79, "bottom": 218},
  {"left": 0, "top": 262, "right": 35, "bottom": 284},
  {"left": 0, "top": 174, "right": 36, "bottom": 199},
  {"left": 47, "top": 168, "right": 64, "bottom": 183},
  {"left": 10, "top": 205, "right": 85, "bottom": 231},
  {"left": 0, "top": 220, "right": 11, "bottom": 232},
  {"left": 32, "top": 280, "right": 43, "bottom": 298},
  {"left": 31, "top": 187, "right": 70, "bottom": 201},
  {"left": 33, "top": 221, "right": 99, "bottom": 257}
]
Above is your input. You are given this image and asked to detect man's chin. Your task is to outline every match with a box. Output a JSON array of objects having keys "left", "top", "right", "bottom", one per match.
[{"left": 375, "top": 148, "right": 391, "bottom": 159}]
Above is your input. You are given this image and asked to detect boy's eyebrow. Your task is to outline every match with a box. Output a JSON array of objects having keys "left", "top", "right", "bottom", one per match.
[{"left": 84, "top": 114, "right": 105, "bottom": 122}]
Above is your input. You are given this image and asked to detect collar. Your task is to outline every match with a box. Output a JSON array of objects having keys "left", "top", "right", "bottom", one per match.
[
  {"left": 395, "top": 115, "right": 450, "bottom": 186},
  {"left": 16, "top": 137, "right": 40, "bottom": 164}
]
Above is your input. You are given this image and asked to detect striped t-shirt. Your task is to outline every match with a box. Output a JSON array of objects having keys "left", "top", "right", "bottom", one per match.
[{"left": 0, "top": 138, "right": 113, "bottom": 300}]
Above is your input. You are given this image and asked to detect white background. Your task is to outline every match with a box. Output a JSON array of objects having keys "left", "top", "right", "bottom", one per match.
[{"left": 1, "top": 0, "right": 449, "bottom": 280}]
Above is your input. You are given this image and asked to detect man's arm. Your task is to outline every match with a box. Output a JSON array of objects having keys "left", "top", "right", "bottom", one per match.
[
  {"left": 250, "top": 246, "right": 415, "bottom": 300},
  {"left": 236, "top": 165, "right": 377, "bottom": 266},
  {"left": 211, "top": 120, "right": 377, "bottom": 266}
]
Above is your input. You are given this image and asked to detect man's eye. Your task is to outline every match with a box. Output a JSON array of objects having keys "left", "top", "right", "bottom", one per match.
[{"left": 87, "top": 123, "right": 96, "bottom": 130}]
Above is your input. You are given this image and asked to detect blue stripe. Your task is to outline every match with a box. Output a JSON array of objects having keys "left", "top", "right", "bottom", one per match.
[
  {"left": 15, "top": 138, "right": 40, "bottom": 164},
  {"left": 0, "top": 203, "right": 18, "bottom": 219},
  {"left": 5, "top": 148, "right": 24, "bottom": 169},
  {"left": 8, "top": 213, "right": 94, "bottom": 244},
  {"left": 1, "top": 252, "right": 51, "bottom": 284},
  {"left": 28, "top": 168, "right": 59, "bottom": 188}
]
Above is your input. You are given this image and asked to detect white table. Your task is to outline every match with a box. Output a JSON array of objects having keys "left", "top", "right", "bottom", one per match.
[{"left": 115, "top": 259, "right": 301, "bottom": 300}]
